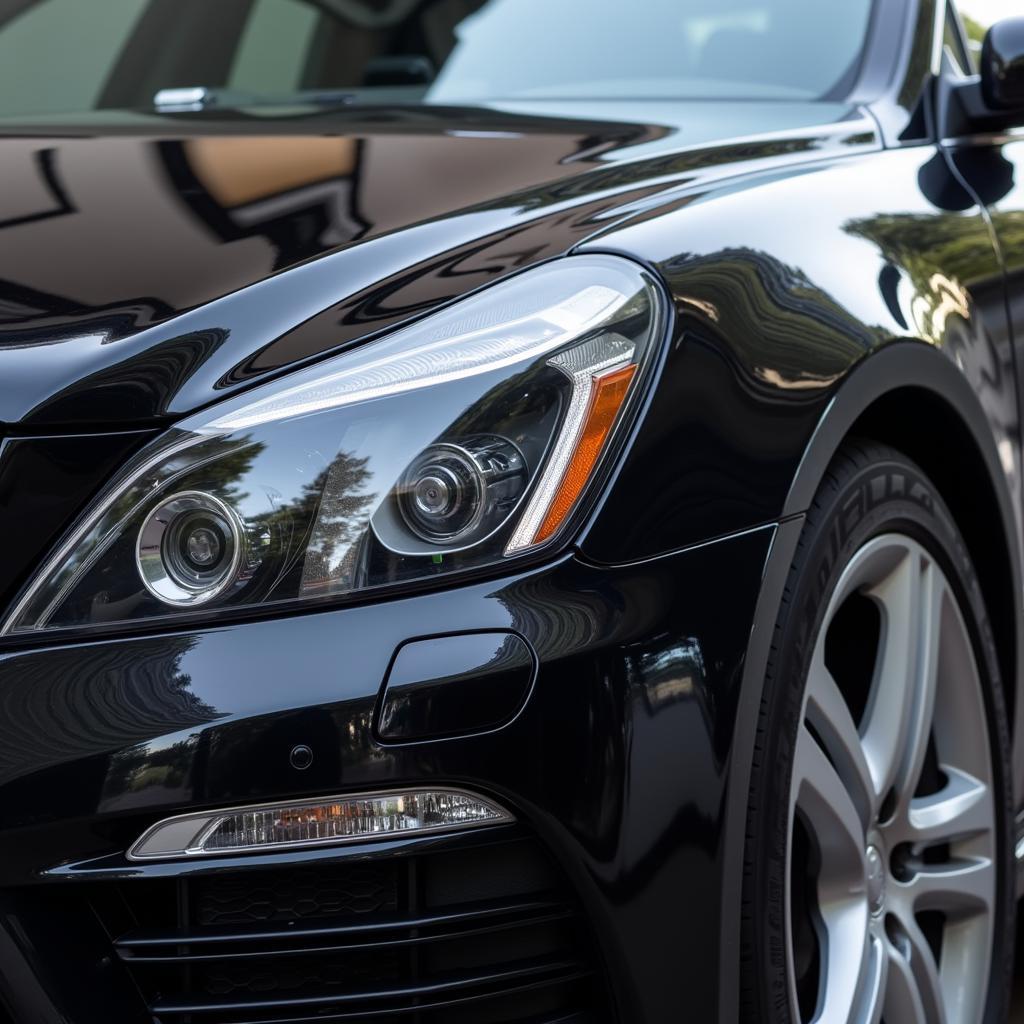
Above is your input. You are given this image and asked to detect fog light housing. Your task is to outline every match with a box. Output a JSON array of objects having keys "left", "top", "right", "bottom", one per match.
[{"left": 128, "top": 788, "right": 514, "bottom": 860}]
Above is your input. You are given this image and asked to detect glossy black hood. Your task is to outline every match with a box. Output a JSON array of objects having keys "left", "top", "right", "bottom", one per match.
[{"left": 0, "top": 101, "right": 876, "bottom": 428}]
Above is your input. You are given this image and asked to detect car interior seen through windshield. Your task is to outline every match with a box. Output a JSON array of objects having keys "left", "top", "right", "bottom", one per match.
[{"left": 0, "top": 0, "right": 877, "bottom": 117}]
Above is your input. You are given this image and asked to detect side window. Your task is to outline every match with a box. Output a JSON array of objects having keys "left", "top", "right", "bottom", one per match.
[
  {"left": 0, "top": 0, "right": 149, "bottom": 116},
  {"left": 943, "top": 1, "right": 972, "bottom": 76}
]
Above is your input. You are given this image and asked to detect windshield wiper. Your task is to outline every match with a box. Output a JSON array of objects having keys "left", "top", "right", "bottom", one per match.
[{"left": 152, "top": 87, "right": 357, "bottom": 112}]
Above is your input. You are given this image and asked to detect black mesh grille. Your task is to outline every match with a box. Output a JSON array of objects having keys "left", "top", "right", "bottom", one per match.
[
  {"left": 87, "top": 833, "right": 611, "bottom": 1023},
  {"left": 193, "top": 862, "right": 400, "bottom": 926}
]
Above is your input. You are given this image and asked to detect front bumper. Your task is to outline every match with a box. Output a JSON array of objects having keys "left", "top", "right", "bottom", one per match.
[{"left": 0, "top": 525, "right": 774, "bottom": 1024}]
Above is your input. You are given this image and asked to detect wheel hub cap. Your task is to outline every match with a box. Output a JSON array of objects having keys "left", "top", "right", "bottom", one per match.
[{"left": 865, "top": 845, "right": 885, "bottom": 917}]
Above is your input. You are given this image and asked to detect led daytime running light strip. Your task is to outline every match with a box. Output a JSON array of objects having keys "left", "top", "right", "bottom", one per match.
[
  {"left": 506, "top": 337, "right": 637, "bottom": 553},
  {"left": 204, "top": 284, "right": 628, "bottom": 432}
]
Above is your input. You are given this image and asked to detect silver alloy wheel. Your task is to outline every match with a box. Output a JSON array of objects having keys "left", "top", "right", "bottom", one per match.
[{"left": 787, "top": 534, "right": 996, "bottom": 1024}]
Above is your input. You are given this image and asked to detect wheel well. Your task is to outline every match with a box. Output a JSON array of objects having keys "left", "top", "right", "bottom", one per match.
[{"left": 850, "top": 387, "right": 1017, "bottom": 725}]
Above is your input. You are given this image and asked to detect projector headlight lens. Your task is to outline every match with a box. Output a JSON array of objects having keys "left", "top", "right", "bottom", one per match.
[
  {"left": 390, "top": 436, "right": 528, "bottom": 549},
  {"left": 3, "top": 255, "right": 663, "bottom": 635},
  {"left": 401, "top": 444, "right": 489, "bottom": 542},
  {"left": 137, "top": 491, "right": 245, "bottom": 605}
]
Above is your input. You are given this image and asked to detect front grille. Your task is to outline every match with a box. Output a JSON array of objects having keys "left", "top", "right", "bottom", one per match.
[
  {"left": 193, "top": 862, "right": 400, "bottom": 926},
  {"left": 88, "top": 833, "right": 610, "bottom": 1023}
]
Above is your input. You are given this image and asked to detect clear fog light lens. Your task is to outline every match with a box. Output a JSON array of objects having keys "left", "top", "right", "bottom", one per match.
[
  {"left": 137, "top": 491, "right": 244, "bottom": 606},
  {"left": 128, "top": 788, "right": 514, "bottom": 859}
]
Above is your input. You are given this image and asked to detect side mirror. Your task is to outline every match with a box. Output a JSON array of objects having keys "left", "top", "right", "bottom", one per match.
[
  {"left": 941, "top": 17, "right": 1024, "bottom": 136},
  {"left": 981, "top": 18, "right": 1024, "bottom": 113}
]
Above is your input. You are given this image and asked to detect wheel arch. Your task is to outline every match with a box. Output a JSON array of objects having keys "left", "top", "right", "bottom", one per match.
[
  {"left": 718, "top": 339, "right": 1024, "bottom": 1024},
  {"left": 782, "top": 341, "right": 1021, "bottom": 733}
]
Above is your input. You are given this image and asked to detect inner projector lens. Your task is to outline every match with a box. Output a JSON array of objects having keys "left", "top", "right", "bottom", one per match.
[
  {"left": 165, "top": 510, "right": 232, "bottom": 584},
  {"left": 399, "top": 445, "right": 484, "bottom": 542},
  {"left": 127, "top": 788, "right": 514, "bottom": 859},
  {"left": 186, "top": 525, "right": 222, "bottom": 567},
  {"left": 137, "top": 491, "right": 244, "bottom": 606},
  {"left": 384, "top": 436, "right": 528, "bottom": 553}
]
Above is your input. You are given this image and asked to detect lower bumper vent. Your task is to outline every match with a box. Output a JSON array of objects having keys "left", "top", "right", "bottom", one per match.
[{"left": 89, "top": 834, "right": 610, "bottom": 1023}]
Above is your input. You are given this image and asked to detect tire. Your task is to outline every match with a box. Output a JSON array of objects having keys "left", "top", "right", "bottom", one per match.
[{"left": 740, "top": 440, "right": 1014, "bottom": 1024}]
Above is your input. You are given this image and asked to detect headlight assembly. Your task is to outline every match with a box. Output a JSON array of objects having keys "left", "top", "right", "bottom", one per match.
[{"left": 3, "top": 255, "right": 663, "bottom": 636}]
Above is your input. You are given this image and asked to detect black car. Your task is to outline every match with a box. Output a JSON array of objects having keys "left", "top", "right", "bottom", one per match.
[{"left": 2, "top": 1, "right": 1024, "bottom": 1022}]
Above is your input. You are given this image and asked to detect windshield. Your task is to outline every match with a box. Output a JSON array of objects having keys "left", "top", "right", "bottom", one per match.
[{"left": 0, "top": 0, "right": 876, "bottom": 118}]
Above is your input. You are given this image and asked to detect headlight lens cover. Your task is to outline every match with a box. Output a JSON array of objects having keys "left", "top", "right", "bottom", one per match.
[{"left": 3, "top": 255, "right": 662, "bottom": 636}]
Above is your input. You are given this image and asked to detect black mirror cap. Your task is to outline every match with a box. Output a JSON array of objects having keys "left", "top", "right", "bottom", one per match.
[{"left": 981, "top": 17, "right": 1024, "bottom": 111}]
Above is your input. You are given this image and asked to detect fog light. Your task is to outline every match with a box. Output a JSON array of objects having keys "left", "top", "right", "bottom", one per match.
[{"left": 128, "top": 788, "right": 514, "bottom": 860}]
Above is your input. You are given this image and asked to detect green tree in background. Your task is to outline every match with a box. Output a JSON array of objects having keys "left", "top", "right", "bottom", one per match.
[
  {"left": 961, "top": 11, "right": 986, "bottom": 56},
  {"left": 961, "top": 12, "right": 986, "bottom": 45}
]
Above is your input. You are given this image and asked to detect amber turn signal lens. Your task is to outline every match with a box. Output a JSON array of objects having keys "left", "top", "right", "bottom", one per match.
[{"left": 533, "top": 362, "right": 637, "bottom": 544}]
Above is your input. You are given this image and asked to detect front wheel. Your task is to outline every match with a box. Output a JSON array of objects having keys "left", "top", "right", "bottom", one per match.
[{"left": 741, "top": 441, "right": 1014, "bottom": 1024}]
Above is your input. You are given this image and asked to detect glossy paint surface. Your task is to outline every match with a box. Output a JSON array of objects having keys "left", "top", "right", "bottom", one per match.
[
  {"left": 579, "top": 144, "right": 1020, "bottom": 559},
  {"left": 0, "top": 430, "right": 153, "bottom": 609},
  {"left": 377, "top": 631, "right": 536, "bottom": 742},
  {"left": 0, "top": 531, "right": 772, "bottom": 1023},
  {"left": 6, "top": 2, "right": 1024, "bottom": 1023},
  {"left": 0, "top": 102, "right": 875, "bottom": 426},
  {"left": 950, "top": 140, "right": 1024, "bottom": 441},
  {"left": 941, "top": 136, "right": 1024, "bottom": 806}
]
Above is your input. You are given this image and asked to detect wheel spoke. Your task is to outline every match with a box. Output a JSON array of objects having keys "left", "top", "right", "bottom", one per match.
[
  {"left": 899, "top": 856, "right": 995, "bottom": 918},
  {"left": 903, "top": 767, "right": 992, "bottom": 847},
  {"left": 814, "top": 920, "right": 884, "bottom": 1024},
  {"left": 791, "top": 724, "right": 873, "bottom": 1024},
  {"left": 887, "top": 914, "right": 948, "bottom": 1024},
  {"left": 857, "top": 934, "right": 887, "bottom": 1024},
  {"left": 864, "top": 942, "right": 887, "bottom": 1024},
  {"left": 882, "top": 934, "right": 929, "bottom": 1024},
  {"left": 805, "top": 655, "right": 875, "bottom": 828},
  {"left": 892, "top": 565, "right": 945, "bottom": 815},
  {"left": 860, "top": 551, "right": 941, "bottom": 813},
  {"left": 792, "top": 723, "right": 866, "bottom": 885}
]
